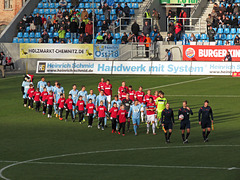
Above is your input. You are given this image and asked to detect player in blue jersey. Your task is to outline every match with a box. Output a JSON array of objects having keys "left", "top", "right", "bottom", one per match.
[
  {"left": 111, "top": 95, "right": 122, "bottom": 109},
  {"left": 128, "top": 100, "right": 141, "bottom": 136},
  {"left": 37, "top": 76, "right": 47, "bottom": 93},
  {"left": 96, "top": 90, "right": 108, "bottom": 127},
  {"left": 54, "top": 83, "right": 65, "bottom": 117},
  {"left": 46, "top": 81, "right": 54, "bottom": 93},
  {"left": 69, "top": 84, "right": 79, "bottom": 119},
  {"left": 21, "top": 75, "right": 34, "bottom": 107},
  {"left": 52, "top": 81, "right": 59, "bottom": 114},
  {"left": 87, "top": 89, "right": 97, "bottom": 117}
]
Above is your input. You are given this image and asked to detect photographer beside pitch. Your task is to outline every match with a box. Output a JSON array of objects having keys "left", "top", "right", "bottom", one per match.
[{"left": 198, "top": 100, "right": 214, "bottom": 142}]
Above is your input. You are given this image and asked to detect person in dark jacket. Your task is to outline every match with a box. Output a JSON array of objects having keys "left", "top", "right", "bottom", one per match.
[
  {"left": 71, "top": 0, "right": 79, "bottom": 8},
  {"left": 121, "top": 32, "right": 128, "bottom": 44},
  {"left": 232, "top": 16, "right": 238, "bottom": 28},
  {"left": 79, "top": 20, "right": 85, "bottom": 34},
  {"left": 26, "top": 14, "right": 34, "bottom": 26},
  {"left": 131, "top": 20, "right": 140, "bottom": 36},
  {"left": 143, "top": 21, "right": 151, "bottom": 35},
  {"left": 70, "top": 18, "right": 78, "bottom": 39},
  {"left": 123, "top": 3, "right": 130, "bottom": 24},
  {"left": 34, "top": 13, "right": 42, "bottom": 32},
  {"left": 224, "top": 51, "right": 232, "bottom": 61},
  {"left": 17, "top": 21, "right": 25, "bottom": 32},
  {"left": 83, "top": 32, "right": 92, "bottom": 44},
  {"left": 41, "top": 30, "right": 49, "bottom": 43},
  {"left": 153, "top": 33, "right": 163, "bottom": 42},
  {"left": 102, "top": 21, "right": 108, "bottom": 33},
  {"left": 207, "top": 26, "right": 216, "bottom": 42},
  {"left": 116, "top": 3, "right": 123, "bottom": 17}
]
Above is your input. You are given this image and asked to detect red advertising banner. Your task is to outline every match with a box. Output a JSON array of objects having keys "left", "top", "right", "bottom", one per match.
[
  {"left": 183, "top": 45, "right": 240, "bottom": 61},
  {"left": 232, "top": 72, "right": 240, "bottom": 77}
]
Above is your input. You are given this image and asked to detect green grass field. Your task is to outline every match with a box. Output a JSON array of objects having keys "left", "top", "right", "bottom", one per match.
[{"left": 0, "top": 74, "right": 239, "bottom": 180}]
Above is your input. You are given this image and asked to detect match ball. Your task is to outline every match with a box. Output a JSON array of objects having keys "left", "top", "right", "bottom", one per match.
[{"left": 179, "top": 114, "right": 184, "bottom": 121}]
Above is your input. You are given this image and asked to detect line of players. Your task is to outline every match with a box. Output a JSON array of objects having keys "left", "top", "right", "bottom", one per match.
[{"left": 22, "top": 77, "right": 214, "bottom": 143}]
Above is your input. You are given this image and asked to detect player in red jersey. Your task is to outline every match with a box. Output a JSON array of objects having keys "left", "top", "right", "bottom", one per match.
[
  {"left": 146, "top": 97, "right": 157, "bottom": 135},
  {"left": 117, "top": 105, "right": 128, "bottom": 136},
  {"left": 143, "top": 89, "right": 153, "bottom": 104},
  {"left": 27, "top": 84, "right": 35, "bottom": 109},
  {"left": 109, "top": 102, "right": 118, "bottom": 133},
  {"left": 119, "top": 88, "right": 127, "bottom": 101},
  {"left": 96, "top": 101, "right": 108, "bottom": 130},
  {"left": 45, "top": 90, "right": 54, "bottom": 118},
  {"left": 33, "top": 88, "right": 41, "bottom": 112},
  {"left": 135, "top": 86, "right": 145, "bottom": 122},
  {"left": 76, "top": 96, "right": 85, "bottom": 124},
  {"left": 104, "top": 79, "right": 112, "bottom": 111},
  {"left": 41, "top": 87, "right": 48, "bottom": 115},
  {"left": 118, "top": 81, "right": 128, "bottom": 98},
  {"left": 57, "top": 93, "right": 65, "bottom": 121},
  {"left": 153, "top": 90, "right": 159, "bottom": 103},
  {"left": 128, "top": 85, "right": 136, "bottom": 101},
  {"left": 86, "top": 98, "right": 95, "bottom": 128},
  {"left": 98, "top": 77, "right": 105, "bottom": 92},
  {"left": 65, "top": 94, "right": 75, "bottom": 122}
]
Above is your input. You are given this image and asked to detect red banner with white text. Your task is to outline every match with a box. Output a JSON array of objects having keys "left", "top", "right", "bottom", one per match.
[{"left": 183, "top": 45, "right": 240, "bottom": 61}]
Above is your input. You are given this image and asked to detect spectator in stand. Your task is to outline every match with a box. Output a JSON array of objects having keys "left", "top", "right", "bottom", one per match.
[
  {"left": 189, "top": 33, "right": 196, "bottom": 42},
  {"left": 206, "top": 14, "right": 213, "bottom": 29},
  {"left": 116, "top": 3, "right": 123, "bottom": 17},
  {"left": 104, "top": 33, "right": 113, "bottom": 44},
  {"left": 68, "top": 39, "right": 72, "bottom": 44},
  {"left": 41, "top": 30, "right": 49, "bottom": 43},
  {"left": 102, "top": 21, "right": 109, "bottom": 33},
  {"left": 27, "top": 14, "right": 34, "bottom": 26},
  {"left": 65, "top": 21, "right": 70, "bottom": 31},
  {"left": 225, "top": 16, "right": 231, "bottom": 28},
  {"left": 57, "top": 9, "right": 63, "bottom": 18},
  {"left": 137, "top": 32, "right": 146, "bottom": 45},
  {"left": 42, "top": 21, "right": 48, "bottom": 30},
  {"left": 103, "top": 3, "right": 111, "bottom": 22},
  {"left": 226, "top": 3, "right": 233, "bottom": 15},
  {"left": 153, "top": 33, "right": 163, "bottom": 42},
  {"left": 85, "top": 21, "right": 93, "bottom": 36},
  {"left": 58, "top": 27, "right": 66, "bottom": 42},
  {"left": 152, "top": 8, "right": 160, "bottom": 31},
  {"left": 121, "top": 32, "right": 128, "bottom": 44},
  {"left": 35, "top": 13, "right": 42, "bottom": 32},
  {"left": 83, "top": 15, "right": 89, "bottom": 25},
  {"left": 225, "top": 40, "right": 230, "bottom": 45},
  {"left": 211, "top": 9, "right": 217, "bottom": 20},
  {"left": 123, "top": 3, "right": 130, "bottom": 24},
  {"left": 224, "top": 51, "right": 232, "bottom": 61},
  {"left": 42, "top": 15, "right": 47, "bottom": 24},
  {"left": 4, "top": 57, "right": 14, "bottom": 70},
  {"left": 233, "top": 3, "right": 239, "bottom": 15},
  {"left": 79, "top": 20, "right": 86, "bottom": 34},
  {"left": 53, "top": 20, "right": 60, "bottom": 32},
  {"left": 107, "top": 0, "right": 114, "bottom": 6},
  {"left": 131, "top": 20, "right": 140, "bottom": 36},
  {"left": 22, "top": 14, "right": 27, "bottom": 26},
  {"left": 57, "top": 15, "right": 64, "bottom": 23},
  {"left": 166, "top": 32, "right": 174, "bottom": 42},
  {"left": 144, "top": 9, "right": 151, "bottom": 25},
  {"left": 96, "top": 32, "right": 104, "bottom": 44},
  {"left": 46, "top": 16, "right": 52, "bottom": 31},
  {"left": 213, "top": 3, "right": 219, "bottom": 14},
  {"left": 127, "top": 32, "right": 137, "bottom": 43},
  {"left": 65, "top": 15, "right": 70, "bottom": 22},
  {"left": 179, "top": 9, "right": 187, "bottom": 25},
  {"left": 168, "top": 21, "right": 175, "bottom": 35},
  {"left": 59, "top": 21, "right": 66, "bottom": 30},
  {"left": 234, "top": 35, "right": 240, "bottom": 45},
  {"left": 143, "top": 21, "right": 151, "bottom": 36},
  {"left": 174, "top": 22, "right": 182, "bottom": 41},
  {"left": 232, "top": 16, "right": 238, "bottom": 28},
  {"left": 83, "top": 32, "right": 92, "bottom": 44},
  {"left": 70, "top": 18, "right": 78, "bottom": 39},
  {"left": 29, "top": 20, "right": 36, "bottom": 33},
  {"left": 71, "top": 0, "right": 79, "bottom": 9},
  {"left": 109, "top": 20, "right": 115, "bottom": 33},
  {"left": 58, "top": 0, "right": 67, "bottom": 9},
  {"left": 38, "top": 38, "right": 43, "bottom": 43},
  {"left": 17, "top": 21, "right": 25, "bottom": 32},
  {"left": 145, "top": 34, "right": 151, "bottom": 58},
  {"left": 79, "top": 33, "right": 84, "bottom": 43},
  {"left": 207, "top": 26, "right": 216, "bottom": 42},
  {"left": 63, "top": 9, "right": 69, "bottom": 18},
  {"left": 81, "top": 8, "right": 89, "bottom": 21}
]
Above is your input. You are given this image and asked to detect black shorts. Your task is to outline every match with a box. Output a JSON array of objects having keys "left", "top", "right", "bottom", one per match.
[
  {"left": 164, "top": 122, "right": 173, "bottom": 130},
  {"left": 180, "top": 120, "right": 190, "bottom": 130},
  {"left": 201, "top": 121, "right": 211, "bottom": 129}
]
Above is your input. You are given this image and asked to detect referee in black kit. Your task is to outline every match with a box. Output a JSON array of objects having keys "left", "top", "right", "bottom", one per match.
[{"left": 199, "top": 100, "right": 214, "bottom": 142}]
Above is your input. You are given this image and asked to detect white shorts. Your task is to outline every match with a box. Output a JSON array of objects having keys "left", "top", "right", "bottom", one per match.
[
  {"left": 106, "top": 95, "right": 111, "bottom": 103},
  {"left": 140, "top": 106, "right": 145, "bottom": 112},
  {"left": 146, "top": 114, "right": 155, "bottom": 123}
]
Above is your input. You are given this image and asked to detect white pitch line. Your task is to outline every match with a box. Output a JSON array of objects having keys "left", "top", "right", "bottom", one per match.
[
  {"left": 0, "top": 144, "right": 239, "bottom": 180},
  {"left": 143, "top": 77, "right": 212, "bottom": 91},
  {"left": 165, "top": 95, "right": 240, "bottom": 98},
  {"left": 0, "top": 160, "right": 239, "bottom": 171}
]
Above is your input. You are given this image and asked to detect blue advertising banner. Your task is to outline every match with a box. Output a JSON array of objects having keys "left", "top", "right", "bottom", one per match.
[{"left": 94, "top": 44, "right": 119, "bottom": 59}]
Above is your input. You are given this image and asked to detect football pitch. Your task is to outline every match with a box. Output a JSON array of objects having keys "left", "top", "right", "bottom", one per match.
[{"left": 0, "top": 74, "right": 239, "bottom": 180}]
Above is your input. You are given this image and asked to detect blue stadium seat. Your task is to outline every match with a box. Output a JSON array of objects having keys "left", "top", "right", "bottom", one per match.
[
  {"left": 51, "top": 9, "right": 57, "bottom": 14},
  {"left": 100, "top": 15, "right": 105, "bottom": 21},
  {"left": 33, "top": 9, "right": 38, "bottom": 15},
  {"left": 67, "top": 3, "right": 71, "bottom": 9},
  {"left": 114, "top": 0, "right": 118, "bottom": 2},
  {"left": 48, "top": 39, "right": 53, "bottom": 43},
  {"left": 24, "top": 39, "right": 30, "bottom": 43},
  {"left": 133, "top": 3, "right": 139, "bottom": 8},
  {"left": 37, "top": 3, "right": 43, "bottom": 9},
  {"left": 96, "top": 15, "right": 100, "bottom": 20},
  {"left": 26, "top": 26, "right": 30, "bottom": 32},
  {"left": 95, "top": 9, "right": 99, "bottom": 14},
  {"left": 50, "top": 26, "right": 54, "bottom": 32},
  {"left": 23, "top": 32, "right": 29, "bottom": 38},
  {"left": 30, "top": 38, "right": 36, "bottom": 43},
  {"left": 87, "top": 9, "right": 92, "bottom": 14},
  {"left": 79, "top": 3, "right": 84, "bottom": 8},
  {"left": 18, "top": 38, "right": 24, "bottom": 43},
  {"left": 201, "top": 33, "right": 207, "bottom": 40},
  {"left": 45, "top": 9, "right": 50, "bottom": 14},
  {"left": 217, "top": 28, "right": 223, "bottom": 34},
  {"left": 36, "top": 38, "right": 40, "bottom": 43},
  {"left": 230, "top": 40, "right": 234, "bottom": 45},
  {"left": 29, "top": 32, "right": 35, "bottom": 38},
  {"left": 117, "top": 39, "right": 121, "bottom": 44},
  {"left": 47, "top": 15, "right": 52, "bottom": 19},
  {"left": 73, "top": 39, "right": 79, "bottom": 44},
  {"left": 220, "top": 34, "right": 226, "bottom": 40},
  {"left": 131, "top": 0, "right": 137, "bottom": 2},
  {"left": 99, "top": 9, "right": 103, "bottom": 14},
  {"left": 42, "top": 0, "right": 47, "bottom": 2},
  {"left": 137, "top": 0, "right": 143, "bottom": 2},
  {"left": 53, "top": 32, "right": 59, "bottom": 37},
  {"left": 49, "top": 3, "right": 55, "bottom": 9},
  {"left": 48, "top": 32, "right": 53, "bottom": 38},
  {"left": 111, "top": 9, "right": 116, "bottom": 15},
  {"left": 119, "top": 0, "right": 124, "bottom": 2},
  {"left": 12, "top": 38, "right": 18, "bottom": 43},
  {"left": 237, "top": 28, "right": 240, "bottom": 34},
  {"left": 39, "top": 9, "right": 45, "bottom": 15},
  {"left": 65, "top": 32, "right": 71, "bottom": 38},
  {"left": 226, "top": 34, "right": 233, "bottom": 40},
  {"left": 43, "top": 3, "right": 49, "bottom": 8},
  {"left": 55, "top": 3, "right": 59, "bottom": 8},
  {"left": 17, "top": 32, "right": 23, "bottom": 38},
  {"left": 90, "top": 3, "right": 97, "bottom": 8},
  {"left": 66, "top": 0, "right": 71, "bottom": 2},
  {"left": 231, "top": 28, "right": 236, "bottom": 34},
  {"left": 214, "top": 34, "right": 219, "bottom": 40},
  {"left": 95, "top": 0, "right": 100, "bottom": 2},
  {"left": 125, "top": 0, "right": 130, "bottom": 2},
  {"left": 35, "top": 32, "right": 41, "bottom": 38},
  {"left": 121, "top": 3, "right": 125, "bottom": 8},
  {"left": 85, "top": 3, "right": 90, "bottom": 8},
  {"left": 224, "top": 28, "right": 230, "bottom": 34},
  {"left": 96, "top": 3, "right": 100, "bottom": 7},
  {"left": 83, "top": 0, "right": 88, "bottom": 2},
  {"left": 97, "top": 21, "right": 102, "bottom": 26},
  {"left": 127, "top": 3, "right": 132, "bottom": 8},
  {"left": 195, "top": 34, "right": 200, "bottom": 40},
  {"left": 115, "top": 33, "right": 120, "bottom": 39},
  {"left": 130, "top": 9, "right": 135, "bottom": 15}
]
